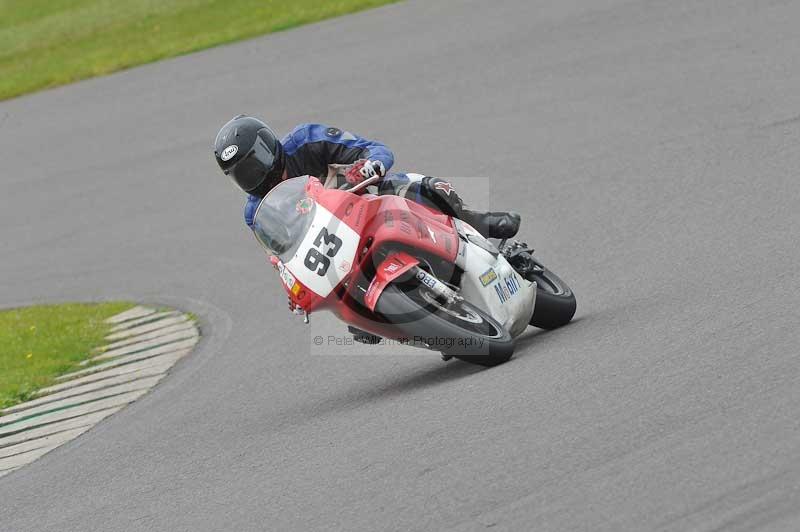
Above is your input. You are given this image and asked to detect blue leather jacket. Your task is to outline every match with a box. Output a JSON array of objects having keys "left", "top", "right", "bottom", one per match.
[{"left": 244, "top": 123, "right": 394, "bottom": 227}]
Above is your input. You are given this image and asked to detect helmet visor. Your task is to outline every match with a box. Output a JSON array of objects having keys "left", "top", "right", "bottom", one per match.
[{"left": 228, "top": 135, "right": 278, "bottom": 192}]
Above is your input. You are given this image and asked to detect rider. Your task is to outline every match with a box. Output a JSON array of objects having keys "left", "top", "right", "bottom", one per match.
[{"left": 213, "top": 115, "right": 520, "bottom": 239}]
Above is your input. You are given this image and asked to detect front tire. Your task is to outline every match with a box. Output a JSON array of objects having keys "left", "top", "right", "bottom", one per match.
[
  {"left": 374, "top": 282, "right": 514, "bottom": 367},
  {"left": 528, "top": 264, "right": 576, "bottom": 330}
]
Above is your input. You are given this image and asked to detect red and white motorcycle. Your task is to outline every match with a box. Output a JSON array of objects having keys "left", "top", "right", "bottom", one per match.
[{"left": 253, "top": 174, "right": 576, "bottom": 366}]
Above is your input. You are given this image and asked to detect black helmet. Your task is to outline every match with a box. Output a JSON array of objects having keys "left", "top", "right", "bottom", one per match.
[{"left": 214, "top": 115, "right": 285, "bottom": 197}]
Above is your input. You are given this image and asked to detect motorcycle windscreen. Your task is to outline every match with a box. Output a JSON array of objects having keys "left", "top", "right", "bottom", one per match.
[{"left": 252, "top": 176, "right": 314, "bottom": 260}]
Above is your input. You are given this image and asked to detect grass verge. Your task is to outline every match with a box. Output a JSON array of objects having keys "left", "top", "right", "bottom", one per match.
[
  {"left": 0, "top": 0, "right": 398, "bottom": 101},
  {"left": 0, "top": 302, "right": 134, "bottom": 412}
]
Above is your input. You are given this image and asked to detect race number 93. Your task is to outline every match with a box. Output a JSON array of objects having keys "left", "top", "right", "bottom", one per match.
[{"left": 304, "top": 227, "right": 342, "bottom": 276}]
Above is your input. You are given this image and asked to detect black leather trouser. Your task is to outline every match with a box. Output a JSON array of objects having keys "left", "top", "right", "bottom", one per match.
[{"left": 377, "top": 173, "right": 466, "bottom": 218}]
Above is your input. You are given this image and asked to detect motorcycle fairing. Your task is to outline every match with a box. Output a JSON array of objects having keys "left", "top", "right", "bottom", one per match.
[
  {"left": 274, "top": 179, "right": 458, "bottom": 314},
  {"left": 452, "top": 222, "right": 536, "bottom": 337},
  {"left": 363, "top": 251, "right": 420, "bottom": 311},
  {"left": 360, "top": 195, "right": 459, "bottom": 264},
  {"left": 281, "top": 202, "right": 361, "bottom": 298}
]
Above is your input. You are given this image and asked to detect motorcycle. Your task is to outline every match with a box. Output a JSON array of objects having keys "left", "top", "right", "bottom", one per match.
[{"left": 252, "top": 173, "right": 576, "bottom": 366}]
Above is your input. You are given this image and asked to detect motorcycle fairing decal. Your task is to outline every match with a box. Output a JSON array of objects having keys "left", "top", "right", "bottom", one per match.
[
  {"left": 493, "top": 274, "right": 521, "bottom": 304},
  {"left": 415, "top": 269, "right": 438, "bottom": 289},
  {"left": 284, "top": 204, "right": 360, "bottom": 297},
  {"left": 296, "top": 197, "right": 314, "bottom": 214},
  {"left": 277, "top": 260, "right": 301, "bottom": 295},
  {"left": 479, "top": 268, "right": 498, "bottom": 286},
  {"left": 364, "top": 252, "right": 419, "bottom": 311}
]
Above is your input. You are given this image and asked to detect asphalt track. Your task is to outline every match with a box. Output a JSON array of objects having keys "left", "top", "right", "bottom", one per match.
[{"left": 2, "top": 1, "right": 800, "bottom": 530}]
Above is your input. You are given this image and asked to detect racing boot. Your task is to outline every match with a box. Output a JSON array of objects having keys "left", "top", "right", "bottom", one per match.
[
  {"left": 459, "top": 209, "right": 521, "bottom": 239},
  {"left": 419, "top": 176, "right": 521, "bottom": 239}
]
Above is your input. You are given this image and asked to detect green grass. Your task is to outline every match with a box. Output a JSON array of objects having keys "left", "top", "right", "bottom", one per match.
[
  {"left": 0, "top": 302, "right": 134, "bottom": 412},
  {"left": 0, "top": 0, "right": 398, "bottom": 101}
]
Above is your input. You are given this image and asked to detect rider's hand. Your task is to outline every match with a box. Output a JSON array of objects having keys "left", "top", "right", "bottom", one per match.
[{"left": 345, "top": 159, "right": 386, "bottom": 185}]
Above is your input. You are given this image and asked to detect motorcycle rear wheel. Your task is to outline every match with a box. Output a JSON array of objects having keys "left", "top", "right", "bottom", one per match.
[{"left": 374, "top": 281, "right": 514, "bottom": 367}]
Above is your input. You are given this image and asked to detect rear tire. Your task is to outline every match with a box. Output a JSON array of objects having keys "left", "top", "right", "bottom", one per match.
[
  {"left": 374, "top": 282, "right": 514, "bottom": 367},
  {"left": 528, "top": 265, "right": 576, "bottom": 330}
]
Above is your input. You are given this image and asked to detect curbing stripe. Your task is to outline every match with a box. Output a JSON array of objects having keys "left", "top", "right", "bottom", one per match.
[
  {"left": 105, "top": 314, "right": 189, "bottom": 342},
  {"left": 35, "top": 353, "right": 184, "bottom": 397},
  {"left": 0, "top": 443, "right": 65, "bottom": 471},
  {"left": 0, "top": 390, "right": 149, "bottom": 437},
  {"left": 108, "top": 310, "right": 179, "bottom": 333},
  {"left": 0, "top": 306, "right": 200, "bottom": 479},
  {"left": 102, "top": 320, "right": 195, "bottom": 351},
  {"left": 0, "top": 428, "right": 88, "bottom": 460},
  {"left": 0, "top": 408, "right": 122, "bottom": 450},
  {"left": 0, "top": 376, "right": 163, "bottom": 426},
  {"left": 88, "top": 329, "right": 198, "bottom": 363},
  {"left": 58, "top": 344, "right": 193, "bottom": 381},
  {"left": 105, "top": 306, "right": 156, "bottom": 324},
  {"left": 6, "top": 371, "right": 168, "bottom": 415}
]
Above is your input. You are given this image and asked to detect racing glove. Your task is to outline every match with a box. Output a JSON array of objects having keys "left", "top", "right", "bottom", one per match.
[{"left": 345, "top": 159, "right": 386, "bottom": 185}]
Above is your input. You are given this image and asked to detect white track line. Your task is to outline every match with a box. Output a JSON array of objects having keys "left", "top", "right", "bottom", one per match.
[
  {"left": 108, "top": 310, "right": 180, "bottom": 333},
  {"left": 105, "top": 314, "right": 188, "bottom": 342},
  {"left": 5, "top": 372, "right": 166, "bottom": 416},
  {"left": 0, "top": 428, "right": 90, "bottom": 459},
  {"left": 0, "top": 376, "right": 163, "bottom": 425},
  {"left": 35, "top": 353, "right": 184, "bottom": 397},
  {"left": 102, "top": 321, "right": 196, "bottom": 351},
  {"left": 88, "top": 330, "right": 198, "bottom": 363},
  {"left": 0, "top": 443, "right": 67, "bottom": 471},
  {"left": 0, "top": 389, "right": 150, "bottom": 438},
  {"left": 105, "top": 306, "right": 156, "bottom": 324},
  {"left": 59, "top": 345, "right": 193, "bottom": 381},
  {"left": 0, "top": 408, "right": 123, "bottom": 449}
]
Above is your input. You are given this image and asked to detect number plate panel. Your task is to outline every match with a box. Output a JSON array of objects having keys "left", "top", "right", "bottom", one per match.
[{"left": 284, "top": 204, "right": 360, "bottom": 297}]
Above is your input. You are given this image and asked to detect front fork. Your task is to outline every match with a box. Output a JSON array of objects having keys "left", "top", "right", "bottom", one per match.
[
  {"left": 499, "top": 240, "right": 543, "bottom": 281},
  {"left": 411, "top": 267, "right": 461, "bottom": 306}
]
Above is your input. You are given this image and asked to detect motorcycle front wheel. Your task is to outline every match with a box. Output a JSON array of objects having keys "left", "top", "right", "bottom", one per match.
[
  {"left": 527, "top": 262, "right": 577, "bottom": 330},
  {"left": 374, "top": 280, "right": 514, "bottom": 367}
]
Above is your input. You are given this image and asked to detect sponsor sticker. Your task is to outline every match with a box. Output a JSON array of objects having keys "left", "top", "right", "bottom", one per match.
[
  {"left": 221, "top": 144, "right": 238, "bottom": 161},
  {"left": 278, "top": 262, "right": 298, "bottom": 293},
  {"left": 296, "top": 197, "right": 314, "bottom": 214},
  {"left": 416, "top": 270, "right": 437, "bottom": 289},
  {"left": 326, "top": 127, "right": 342, "bottom": 137},
  {"left": 479, "top": 268, "right": 498, "bottom": 286},
  {"left": 494, "top": 274, "right": 520, "bottom": 304},
  {"left": 384, "top": 262, "right": 401, "bottom": 274}
]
